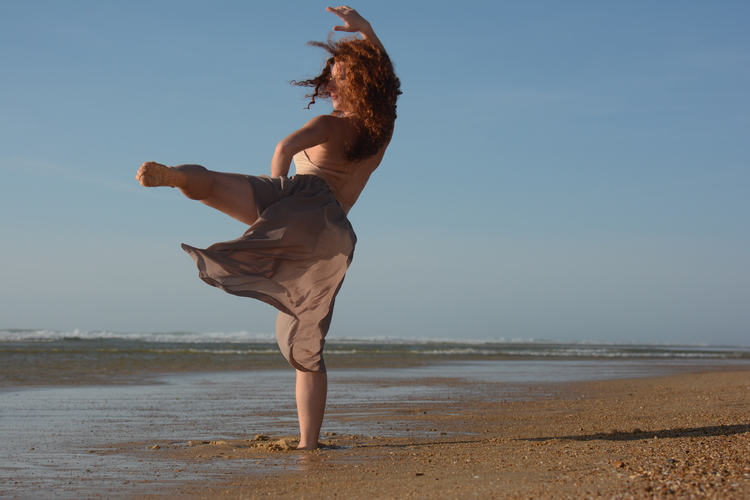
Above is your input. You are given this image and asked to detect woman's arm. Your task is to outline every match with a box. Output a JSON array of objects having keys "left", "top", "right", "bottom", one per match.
[
  {"left": 327, "top": 6, "right": 386, "bottom": 53},
  {"left": 270, "top": 115, "right": 333, "bottom": 177}
]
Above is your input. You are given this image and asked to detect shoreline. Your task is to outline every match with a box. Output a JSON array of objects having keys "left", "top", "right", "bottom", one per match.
[
  {"left": 2, "top": 363, "right": 748, "bottom": 499},
  {"left": 3, "top": 349, "right": 749, "bottom": 389}
]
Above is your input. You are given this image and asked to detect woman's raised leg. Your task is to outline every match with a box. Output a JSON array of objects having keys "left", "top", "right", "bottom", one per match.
[{"left": 136, "top": 162, "right": 259, "bottom": 226}]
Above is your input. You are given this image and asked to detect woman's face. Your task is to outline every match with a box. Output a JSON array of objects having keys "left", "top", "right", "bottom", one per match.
[{"left": 326, "top": 62, "right": 348, "bottom": 112}]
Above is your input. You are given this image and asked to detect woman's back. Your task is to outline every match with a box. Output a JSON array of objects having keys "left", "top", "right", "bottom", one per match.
[{"left": 294, "top": 115, "right": 389, "bottom": 210}]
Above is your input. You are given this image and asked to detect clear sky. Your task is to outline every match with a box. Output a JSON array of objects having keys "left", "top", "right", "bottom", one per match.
[{"left": 1, "top": 1, "right": 748, "bottom": 345}]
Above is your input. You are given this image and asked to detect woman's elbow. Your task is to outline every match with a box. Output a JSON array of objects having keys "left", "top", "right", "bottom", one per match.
[{"left": 274, "top": 141, "right": 288, "bottom": 157}]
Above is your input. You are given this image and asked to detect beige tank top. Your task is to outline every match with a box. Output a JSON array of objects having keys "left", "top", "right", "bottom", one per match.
[{"left": 293, "top": 150, "right": 352, "bottom": 213}]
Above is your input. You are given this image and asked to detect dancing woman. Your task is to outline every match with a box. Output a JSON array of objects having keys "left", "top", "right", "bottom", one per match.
[{"left": 136, "top": 6, "right": 400, "bottom": 449}]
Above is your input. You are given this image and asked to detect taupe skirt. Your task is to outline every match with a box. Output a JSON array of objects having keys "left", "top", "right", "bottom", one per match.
[{"left": 182, "top": 174, "right": 356, "bottom": 372}]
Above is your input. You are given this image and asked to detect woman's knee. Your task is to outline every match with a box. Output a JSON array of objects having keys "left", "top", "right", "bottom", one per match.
[{"left": 173, "top": 165, "right": 215, "bottom": 200}]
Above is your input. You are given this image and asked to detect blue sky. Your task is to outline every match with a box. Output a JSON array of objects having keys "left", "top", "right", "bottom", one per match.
[{"left": 1, "top": 1, "right": 748, "bottom": 345}]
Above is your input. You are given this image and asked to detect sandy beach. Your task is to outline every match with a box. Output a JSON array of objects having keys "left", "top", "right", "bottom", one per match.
[
  {"left": 111, "top": 368, "right": 746, "bottom": 499},
  {"left": 0, "top": 360, "right": 750, "bottom": 500},
  {"left": 5, "top": 364, "right": 746, "bottom": 499}
]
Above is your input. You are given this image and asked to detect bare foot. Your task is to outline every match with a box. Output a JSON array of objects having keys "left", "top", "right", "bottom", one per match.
[
  {"left": 136, "top": 162, "right": 187, "bottom": 188},
  {"left": 295, "top": 443, "right": 320, "bottom": 450}
]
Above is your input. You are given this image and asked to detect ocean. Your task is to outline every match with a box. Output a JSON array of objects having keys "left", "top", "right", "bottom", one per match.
[{"left": 2, "top": 328, "right": 748, "bottom": 387}]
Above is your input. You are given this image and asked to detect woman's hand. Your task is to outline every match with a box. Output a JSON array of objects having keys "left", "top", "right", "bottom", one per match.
[
  {"left": 326, "top": 6, "right": 385, "bottom": 52},
  {"left": 327, "top": 6, "right": 370, "bottom": 33}
]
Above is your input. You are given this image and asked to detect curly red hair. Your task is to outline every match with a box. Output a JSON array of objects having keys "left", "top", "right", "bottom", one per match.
[{"left": 292, "top": 37, "right": 401, "bottom": 162}]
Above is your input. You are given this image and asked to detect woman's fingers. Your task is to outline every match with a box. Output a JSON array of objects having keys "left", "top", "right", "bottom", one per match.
[{"left": 327, "top": 6, "right": 367, "bottom": 33}]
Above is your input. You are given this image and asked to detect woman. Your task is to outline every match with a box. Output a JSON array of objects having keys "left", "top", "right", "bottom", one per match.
[{"left": 136, "top": 6, "right": 400, "bottom": 450}]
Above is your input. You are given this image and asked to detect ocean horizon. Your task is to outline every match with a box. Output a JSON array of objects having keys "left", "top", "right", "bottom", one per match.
[
  {"left": 2, "top": 328, "right": 748, "bottom": 353},
  {"left": 2, "top": 328, "right": 749, "bottom": 388}
]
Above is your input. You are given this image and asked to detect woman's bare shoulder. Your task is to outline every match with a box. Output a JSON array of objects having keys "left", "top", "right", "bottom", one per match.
[
  {"left": 301, "top": 114, "right": 356, "bottom": 139},
  {"left": 300, "top": 114, "right": 338, "bottom": 131},
  {"left": 304, "top": 113, "right": 349, "bottom": 127}
]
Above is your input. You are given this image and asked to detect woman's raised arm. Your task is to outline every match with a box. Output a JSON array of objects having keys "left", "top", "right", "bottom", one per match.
[{"left": 327, "top": 6, "right": 386, "bottom": 53}]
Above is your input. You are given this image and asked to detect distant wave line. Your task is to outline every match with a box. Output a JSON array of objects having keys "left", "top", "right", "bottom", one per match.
[{"left": 1, "top": 329, "right": 748, "bottom": 356}]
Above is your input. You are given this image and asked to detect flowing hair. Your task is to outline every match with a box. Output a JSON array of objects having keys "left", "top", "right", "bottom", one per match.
[{"left": 292, "top": 37, "right": 402, "bottom": 162}]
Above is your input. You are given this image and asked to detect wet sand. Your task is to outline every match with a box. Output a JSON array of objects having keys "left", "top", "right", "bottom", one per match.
[
  {"left": 4, "top": 363, "right": 748, "bottom": 499},
  {"left": 115, "top": 368, "right": 748, "bottom": 500}
]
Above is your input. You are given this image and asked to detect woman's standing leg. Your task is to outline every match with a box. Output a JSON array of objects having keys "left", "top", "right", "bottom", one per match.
[
  {"left": 136, "top": 161, "right": 259, "bottom": 226},
  {"left": 295, "top": 370, "right": 328, "bottom": 449}
]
